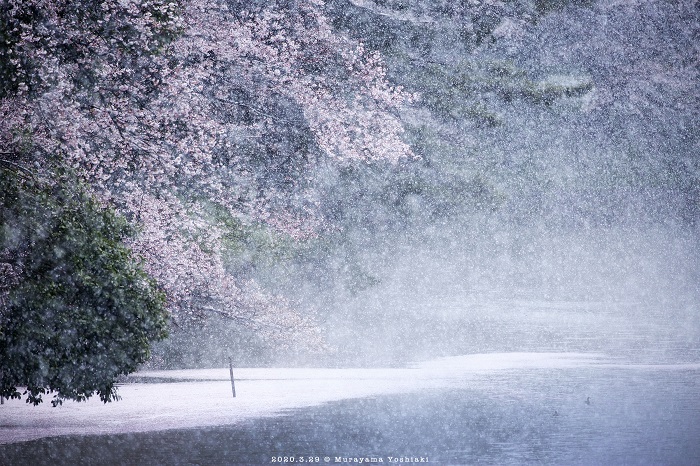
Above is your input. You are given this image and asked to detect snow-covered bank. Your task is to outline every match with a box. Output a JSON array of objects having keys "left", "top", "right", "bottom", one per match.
[{"left": 1, "top": 352, "right": 695, "bottom": 445}]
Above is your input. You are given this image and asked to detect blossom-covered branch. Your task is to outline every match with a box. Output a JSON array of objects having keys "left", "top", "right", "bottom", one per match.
[{"left": 1, "top": 0, "right": 414, "bottom": 350}]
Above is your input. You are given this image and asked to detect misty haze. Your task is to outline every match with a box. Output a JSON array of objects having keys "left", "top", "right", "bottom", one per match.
[{"left": 1, "top": 0, "right": 698, "bottom": 465}]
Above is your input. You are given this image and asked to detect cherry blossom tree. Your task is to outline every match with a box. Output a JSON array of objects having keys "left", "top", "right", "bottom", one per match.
[{"left": 1, "top": 0, "right": 414, "bottom": 352}]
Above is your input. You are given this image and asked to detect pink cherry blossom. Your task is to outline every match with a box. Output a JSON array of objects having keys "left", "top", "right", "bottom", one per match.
[{"left": 1, "top": 0, "right": 414, "bottom": 351}]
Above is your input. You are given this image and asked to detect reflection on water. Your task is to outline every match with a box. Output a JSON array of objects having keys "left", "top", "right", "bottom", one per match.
[{"left": 1, "top": 366, "right": 698, "bottom": 465}]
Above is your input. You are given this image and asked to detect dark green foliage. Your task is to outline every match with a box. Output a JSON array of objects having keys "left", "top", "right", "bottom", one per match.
[{"left": 0, "top": 166, "right": 168, "bottom": 406}]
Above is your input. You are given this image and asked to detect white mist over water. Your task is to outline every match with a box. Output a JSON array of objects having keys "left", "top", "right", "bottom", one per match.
[
  {"left": 1, "top": 352, "right": 696, "bottom": 444},
  {"left": 2, "top": 353, "right": 698, "bottom": 465},
  {"left": 274, "top": 0, "right": 700, "bottom": 370}
]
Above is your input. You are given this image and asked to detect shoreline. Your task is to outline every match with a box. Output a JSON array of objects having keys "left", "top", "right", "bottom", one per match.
[{"left": 1, "top": 352, "right": 698, "bottom": 445}]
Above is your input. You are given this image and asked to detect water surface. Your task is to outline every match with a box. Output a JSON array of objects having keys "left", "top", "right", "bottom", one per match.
[{"left": 2, "top": 365, "right": 697, "bottom": 465}]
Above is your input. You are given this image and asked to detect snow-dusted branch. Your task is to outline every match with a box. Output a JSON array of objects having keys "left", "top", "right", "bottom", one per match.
[{"left": 0, "top": 0, "right": 414, "bottom": 351}]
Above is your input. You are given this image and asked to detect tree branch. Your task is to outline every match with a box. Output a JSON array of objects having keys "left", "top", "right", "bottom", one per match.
[{"left": 0, "top": 157, "right": 37, "bottom": 181}]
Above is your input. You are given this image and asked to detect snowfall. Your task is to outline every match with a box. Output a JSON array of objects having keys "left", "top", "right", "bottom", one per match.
[{"left": 2, "top": 352, "right": 698, "bottom": 445}]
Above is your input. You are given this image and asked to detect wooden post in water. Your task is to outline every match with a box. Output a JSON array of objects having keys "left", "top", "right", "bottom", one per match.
[{"left": 229, "top": 357, "right": 236, "bottom": 398}]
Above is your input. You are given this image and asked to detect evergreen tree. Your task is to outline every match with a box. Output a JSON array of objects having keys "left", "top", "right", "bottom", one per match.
[{"left": 0, "top": 166, "right": 168, "bottom": 406}]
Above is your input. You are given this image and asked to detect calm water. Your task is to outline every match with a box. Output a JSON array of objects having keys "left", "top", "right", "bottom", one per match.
[{"left": 2, "top": 366, "right": 698, "bottom": 465}]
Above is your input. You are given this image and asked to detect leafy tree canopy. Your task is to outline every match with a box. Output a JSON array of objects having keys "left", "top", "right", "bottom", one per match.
[
  {"left": 0, "top": 166, "right": 168, "bottom": 406},
  {"left": 0, "top": 0, "right": 414, "bottom": 349}
]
